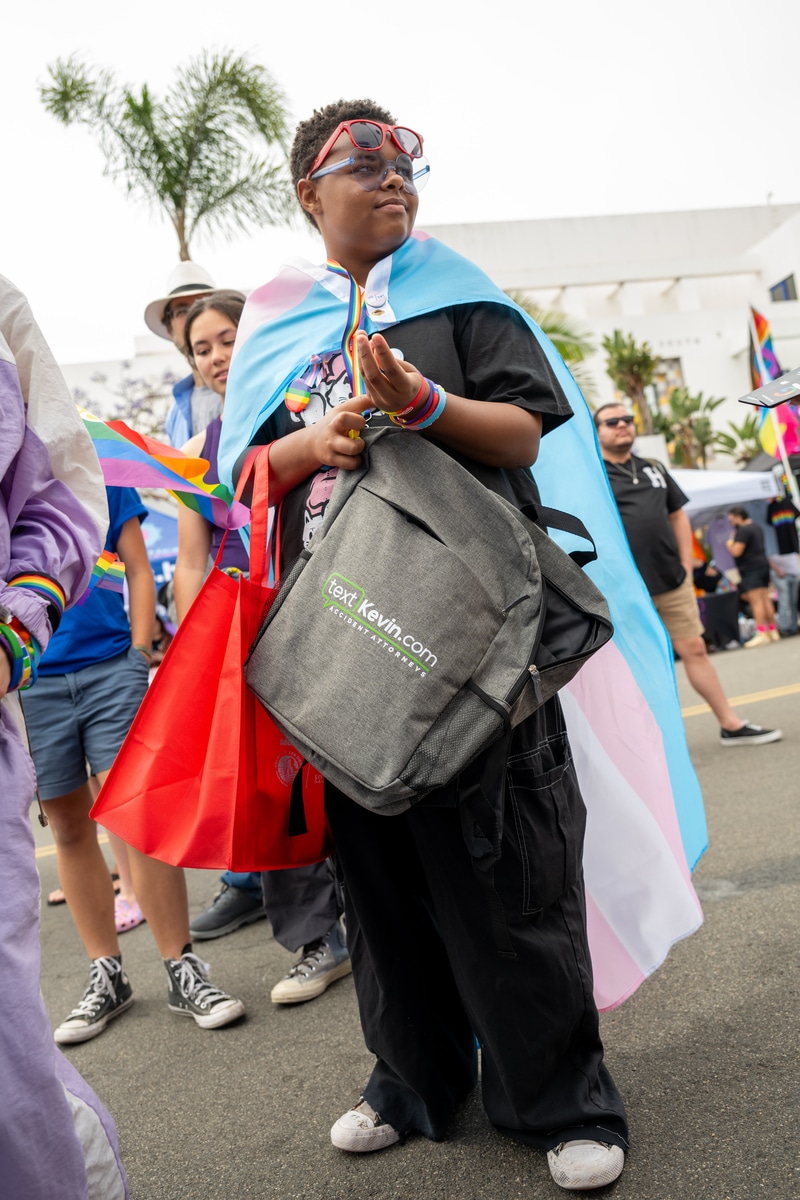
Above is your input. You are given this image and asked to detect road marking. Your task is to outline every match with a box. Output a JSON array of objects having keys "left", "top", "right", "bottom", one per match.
[
  {"left": 682, "top": 681, "right": 800, "bottom": 718},
  {"left": 35, "top": 833, "right": 108, "bottom": 860}
]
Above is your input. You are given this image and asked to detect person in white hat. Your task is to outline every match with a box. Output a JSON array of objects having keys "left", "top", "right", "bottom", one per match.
[{"left": 144, "top": 262, "right": 221, "bottom": 446}]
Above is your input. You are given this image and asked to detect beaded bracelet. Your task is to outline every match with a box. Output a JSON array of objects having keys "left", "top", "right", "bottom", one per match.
[{"left": 0, "top": 616, "right": 40, "bottom": 691}]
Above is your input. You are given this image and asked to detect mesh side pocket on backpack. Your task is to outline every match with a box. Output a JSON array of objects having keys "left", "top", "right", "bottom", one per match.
[{"left": 400, "top": 688, "right": 505, "bottom": 797}]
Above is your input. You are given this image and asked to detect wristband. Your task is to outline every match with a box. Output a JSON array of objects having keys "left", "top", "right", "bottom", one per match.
[
  {"left": 390, "top": 380, "right": 447, "bottom": 431},
  {"left": 388, "top": 377, "right": 429, "bottom": 420},
  {"left": 408, "top": 386, "right": 447, "bottom": 430},
  {"left": 8, "top": 574, "right": 66, "bottom": 632},
  {"left": 0, "top": 617, "right": 41, "bottom": 691},
  {"left": 133, "top": 643, "right": 153, "bottom": 660}
]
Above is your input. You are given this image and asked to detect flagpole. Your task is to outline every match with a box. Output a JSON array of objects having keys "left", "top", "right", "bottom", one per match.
[{"left": 748, "top": 310, "right": 800, "bottom": 508}]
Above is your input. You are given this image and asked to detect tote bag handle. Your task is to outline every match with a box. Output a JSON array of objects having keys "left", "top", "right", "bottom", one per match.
[{"left": 214, "top": 445, "right": 276, "bottom": 587}]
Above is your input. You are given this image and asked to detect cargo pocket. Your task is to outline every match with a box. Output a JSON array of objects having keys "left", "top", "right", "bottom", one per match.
[{"left": 498, "top": 731, "right": 586, "bottom": 917}]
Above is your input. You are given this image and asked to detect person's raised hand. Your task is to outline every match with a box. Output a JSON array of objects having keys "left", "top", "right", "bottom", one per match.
[{"left": 357, "top": 331, "right": 423, "bottom": 415}]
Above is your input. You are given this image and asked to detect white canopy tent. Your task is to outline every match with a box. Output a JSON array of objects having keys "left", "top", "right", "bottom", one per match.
[{"left": 670, "top": 468, "right": 779, "bottom": 522}]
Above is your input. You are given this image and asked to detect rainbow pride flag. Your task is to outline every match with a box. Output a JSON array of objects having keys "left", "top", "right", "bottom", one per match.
[
  {"left": 750, "top": 308, "right": 800, "bottom": 457},
  {"left": 75, "top": 550, "right": 126, "bottom": 606},
  {"left": 80, "top": 409, "right": 249, "bottom": 530}
]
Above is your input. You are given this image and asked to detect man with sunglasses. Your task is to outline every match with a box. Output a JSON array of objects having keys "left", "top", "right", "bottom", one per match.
[
  {"left": 144, "top": 262, "right": 221, "bottom": 447},
  {"left": 596, "top": 402, "right": 781, "bottom": 746}
]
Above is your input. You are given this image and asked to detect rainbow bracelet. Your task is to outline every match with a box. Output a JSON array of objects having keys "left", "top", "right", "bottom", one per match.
[
  {"left": 0, "top": 617, "right": 41, "bottom": 691},
  {"left": 409, "top": 385, "right": 447, "bottom": 430},
  {"left": 389, "top": 379, "right": 447, "bottom": 430},
  {"left": 8, "top": 574, "right": 65, "bottom": 631}
]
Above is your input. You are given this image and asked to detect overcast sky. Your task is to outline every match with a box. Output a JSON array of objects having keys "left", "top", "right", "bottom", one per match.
[{"left": 4, "top": 0, "right": 799, "bottom": 364}]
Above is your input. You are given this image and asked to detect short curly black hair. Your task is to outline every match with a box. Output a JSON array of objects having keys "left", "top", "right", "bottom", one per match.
[{"left": 290, "top": 98, "right": 396, "bottom": 227}]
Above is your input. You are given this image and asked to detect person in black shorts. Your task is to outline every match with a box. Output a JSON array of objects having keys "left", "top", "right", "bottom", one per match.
[
  {"left": 596, "top": 403, "right": 781, "bottom": 747},
  {"left": 726, "top": 506, "right": 778, "bottom": 647}
]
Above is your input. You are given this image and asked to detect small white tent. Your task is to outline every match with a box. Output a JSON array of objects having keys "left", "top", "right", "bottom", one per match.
[{"left": 670, "top": 468, "right": 778, "bottom": 521}]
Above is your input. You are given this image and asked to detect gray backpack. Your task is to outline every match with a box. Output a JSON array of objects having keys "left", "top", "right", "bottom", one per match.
[{"left": 245, "top": 427, "right": 612, "bottom": 815}]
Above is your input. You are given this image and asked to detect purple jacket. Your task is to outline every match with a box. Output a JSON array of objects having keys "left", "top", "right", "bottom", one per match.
[{"left": 0, "top": 277, "right": 128, "bottom": 1200}]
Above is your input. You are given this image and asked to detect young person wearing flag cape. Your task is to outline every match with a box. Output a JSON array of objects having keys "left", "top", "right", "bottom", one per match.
[{"left": 218, "top": 99, "right": 637, "bottom": 1193}]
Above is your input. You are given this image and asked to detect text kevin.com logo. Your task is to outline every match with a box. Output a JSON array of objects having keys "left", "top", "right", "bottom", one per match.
[{"left": 322, "top": 573, "right": 437, "bottom": 674}]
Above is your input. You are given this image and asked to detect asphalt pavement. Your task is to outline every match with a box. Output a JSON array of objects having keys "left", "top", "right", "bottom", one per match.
[{"left": 35, "top": 636, "right": 800, "bottom": 1200}]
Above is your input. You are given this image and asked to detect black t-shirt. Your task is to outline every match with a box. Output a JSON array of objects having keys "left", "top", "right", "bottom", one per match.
[
  {"left": 766, "top": 497, "right": 800, "bottom": 554},
  {"left": 603, "top": 455, "right": 689, "bottom": 595},
  {"left": 250, "top": 302, "right": 574, "bottom": 561},
  {"left": 731, "top": 522, "right": 768, "bottom": 571}
]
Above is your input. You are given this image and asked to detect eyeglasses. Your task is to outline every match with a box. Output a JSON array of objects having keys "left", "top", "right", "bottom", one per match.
[
  {"left": 163, "top": 302, "right": 192, "bottom": 327},
  {"left": 599, "top": 415, "right": 635, "bottom": 427},
  {"left": 310, "top": 151, "right": 430, "bottom": 194},
  {"left": 307, "top": 120, "right": 425, "bottom": 179}
]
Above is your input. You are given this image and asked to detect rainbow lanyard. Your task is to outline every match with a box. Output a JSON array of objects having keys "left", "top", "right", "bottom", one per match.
[
  {"left": 285, "top": 262, "right": 366, "bottom": 414},
  {"left": 325, "top": 260, "right": 366, "bottom": 399}
]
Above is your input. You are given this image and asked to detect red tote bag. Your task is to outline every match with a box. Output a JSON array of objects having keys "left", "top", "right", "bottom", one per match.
[{"left": 91, "top": 446, "right": 332, "bottom": 871}]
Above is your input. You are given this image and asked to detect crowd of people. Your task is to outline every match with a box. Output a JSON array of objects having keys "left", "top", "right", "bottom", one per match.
[{"left": 4, "top": 96, "right": 794, "bottom": 1198}]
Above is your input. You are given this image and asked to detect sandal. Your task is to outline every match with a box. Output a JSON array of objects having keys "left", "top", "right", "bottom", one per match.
[
  {"left": 47, "top": 869, "right": 120, "bottom": 907},
  {"left": 114, "top": 895, "right": 146, "bottom": 934}
]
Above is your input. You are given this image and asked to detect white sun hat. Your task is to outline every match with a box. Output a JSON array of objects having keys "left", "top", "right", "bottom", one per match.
[{"left": 144, "top": 262, "right": 216, "bottom": 340}]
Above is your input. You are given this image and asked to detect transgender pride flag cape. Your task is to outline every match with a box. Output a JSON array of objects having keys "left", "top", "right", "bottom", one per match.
[{"left": 219, "top": 232, "right": 706, "bottom": 1012}]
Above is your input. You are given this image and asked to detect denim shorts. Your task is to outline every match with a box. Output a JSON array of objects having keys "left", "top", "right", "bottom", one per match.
[{"left": 21, "top": 646, "right": 150, "bottom": 800}]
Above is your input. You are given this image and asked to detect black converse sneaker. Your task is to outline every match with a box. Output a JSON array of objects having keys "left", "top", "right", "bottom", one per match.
[
  {"left": 54, "top": 955, "right": 134, "bottom": 1044},
  {"left": 719, "top": 721, "right": 782, "bottom": 746},
  {"left": 164, "top": 951, "right": 245, "bottom": 1028}
]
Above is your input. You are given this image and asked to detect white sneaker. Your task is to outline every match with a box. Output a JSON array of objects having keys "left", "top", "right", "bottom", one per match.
[
  {"left": 330, "top": 1099, "right": 400, "bottom": 1153},
  {"left": 547, "top": 1140, "right": 625, "bottom": 1190},
  {"left": 271, "top": 919, "right": 351, "bottom": 1005}
]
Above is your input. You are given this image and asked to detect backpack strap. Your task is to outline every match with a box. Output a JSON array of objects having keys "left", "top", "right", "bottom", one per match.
[{"left": 534, "top": 506, "right": 599, "bottom": 569}]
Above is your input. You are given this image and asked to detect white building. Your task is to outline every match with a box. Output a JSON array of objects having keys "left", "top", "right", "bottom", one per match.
[
  {"left": 64, "top": 203, "right": 800, "bottom": 454},
  {"left": 423, "top": 203, "right": 800, "bottom": 436}
]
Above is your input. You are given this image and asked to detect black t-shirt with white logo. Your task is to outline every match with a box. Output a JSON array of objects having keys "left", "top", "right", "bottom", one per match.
[{"left": 603, "top": 455, "right": 689, "bottom": 595}]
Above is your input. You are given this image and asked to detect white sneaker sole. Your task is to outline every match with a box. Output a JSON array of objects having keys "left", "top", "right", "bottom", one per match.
[
  {"left": 168, "top": 996, "right": 246, "bottom": 1028},
  {"left": 271, "top": 957, "right": 352, "bottom": 1005},
  {"left": 54, "top": 994, "right": 134, "bottom": 1044}
]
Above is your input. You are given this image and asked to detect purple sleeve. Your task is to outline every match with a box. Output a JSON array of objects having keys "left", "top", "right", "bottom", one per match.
[{"left": 0, "top": 367, "right": 101, "bottom": 650}]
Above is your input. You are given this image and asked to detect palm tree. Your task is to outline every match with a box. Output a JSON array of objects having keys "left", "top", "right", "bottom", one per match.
[
  {"left": 713, "top": 414, "right": 763, "bottom": 465},
  {"left": 652, "top": 387, "right": 726, "bottom": 468},
  {"left": 601, "top": 330, "right": 658, "bottom": 435},
  {"left": 506, "top": 292, "right": 598, "bottom": 402},
  {"left": 40, "top": 50, "right": 293, "bottom": 261}
]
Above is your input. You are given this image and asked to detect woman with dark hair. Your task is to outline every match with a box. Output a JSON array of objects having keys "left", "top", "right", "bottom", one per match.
[
  {"left": 218, "top": 100, "right": 629, "bottom": 1192},
  {"left": 174, "top": 290, "right": 249, "bottom": 618},
  {"left": 179, "top": 289, "right": 351, "bottom": 1002}
]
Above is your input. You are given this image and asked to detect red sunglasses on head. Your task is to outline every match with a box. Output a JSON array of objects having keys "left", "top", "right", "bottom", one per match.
[{"left": 307, "top": 120, "right": 425, "bottom": 179}]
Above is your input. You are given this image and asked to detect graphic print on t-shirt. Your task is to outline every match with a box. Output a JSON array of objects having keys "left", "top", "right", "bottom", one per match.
[
  {"left": 287, "top": 352, "right": 352, "bottom": 430},
  {"left": 285, "top": 352, "right": 352, "bottom": 548}
]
